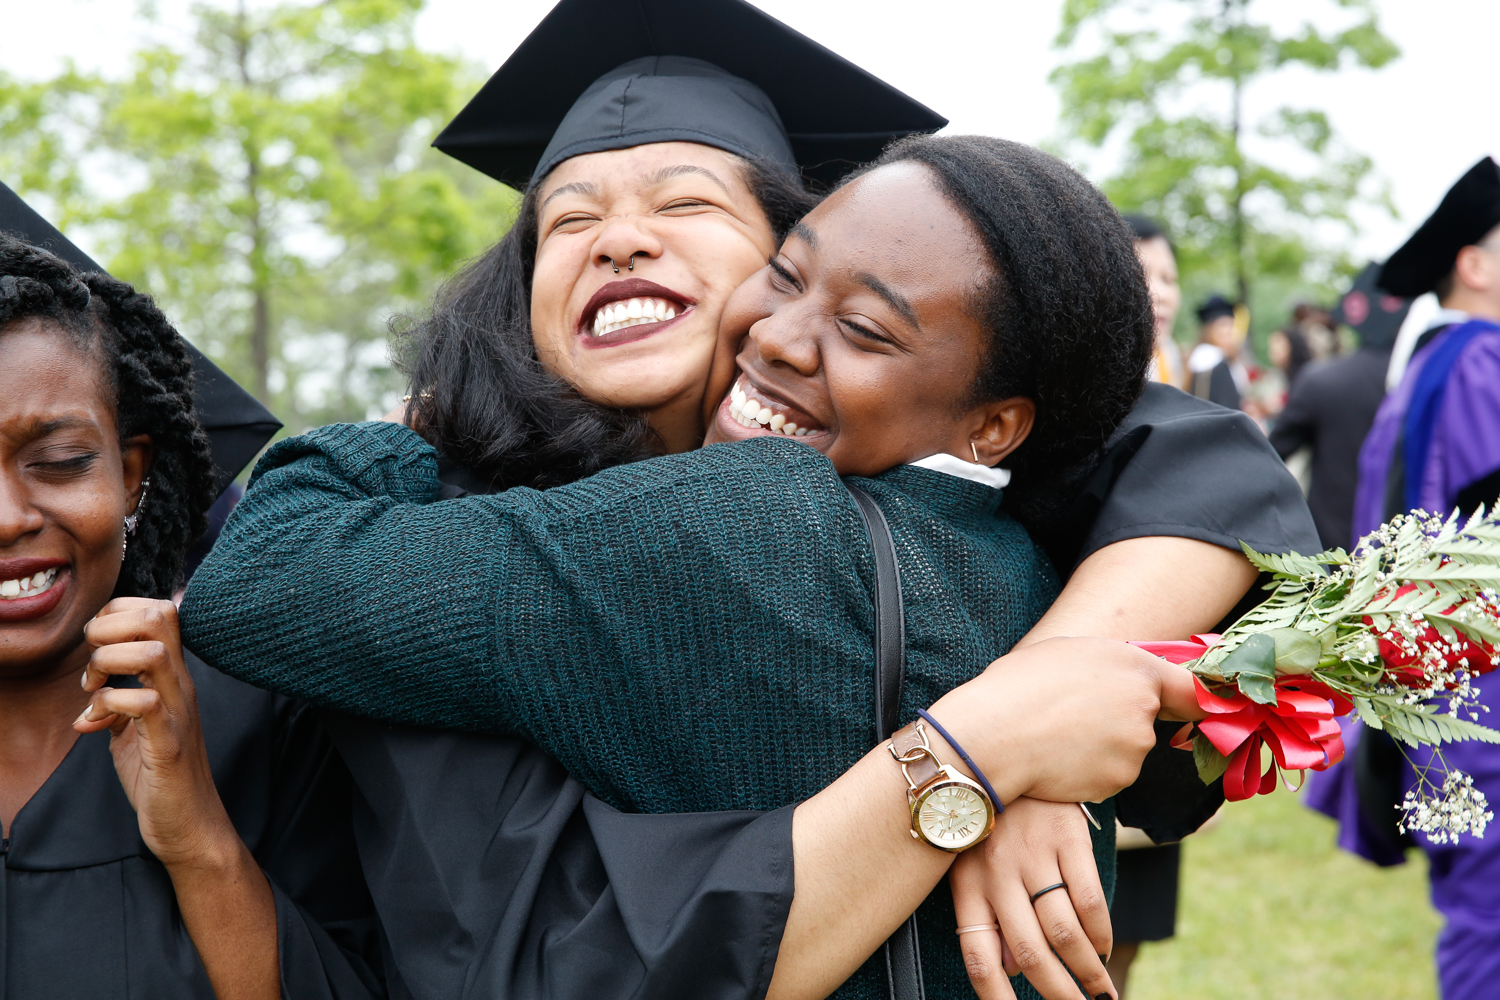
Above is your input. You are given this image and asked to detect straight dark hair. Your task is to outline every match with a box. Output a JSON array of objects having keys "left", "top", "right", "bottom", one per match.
[{"left": 396, "top": 157, "right": 820, "bottom": 491}]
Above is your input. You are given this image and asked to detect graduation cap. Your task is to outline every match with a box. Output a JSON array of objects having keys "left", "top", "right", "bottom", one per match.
[
  {"left": 433, "top": 0, "right": 947, "bottom": 189},
  {"left": 1332, "top": 262, "right": 1411, "bottom": 350},
  {"left": 0, "top": 180, "right": 281, "bottom": 502},
  {"left": 1196, "top": 294, "right": 1236, "bottom": 324},
  {"left": 1379, "top": 157, "right": 1500, "bottom": 297}
]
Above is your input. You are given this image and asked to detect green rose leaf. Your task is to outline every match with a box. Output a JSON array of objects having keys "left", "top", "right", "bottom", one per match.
[
  {"left": 1225, "top": 633, "right": 1279, "bottom": 704},
  {"left": 1266, "top": 627, "right": 1321, "bottom": 675},
  {"left": 1193, "top": 733, "right": 1230, "bottom": 785}
]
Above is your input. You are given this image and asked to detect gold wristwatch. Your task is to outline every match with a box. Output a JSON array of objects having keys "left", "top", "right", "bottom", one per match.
[{"left": 889, "top": 721, "right": 996, "bottom": 852}]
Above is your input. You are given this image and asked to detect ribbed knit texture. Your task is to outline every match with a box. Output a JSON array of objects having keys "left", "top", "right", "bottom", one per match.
[{"left": 182, "top": 422, "right": 1110, "bottom": 1000}]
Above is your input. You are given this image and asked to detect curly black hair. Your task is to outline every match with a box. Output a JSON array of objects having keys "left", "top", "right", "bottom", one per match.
[
  {"left": 0, "top": 233, "right": 216, "bottom": 599},
  {"left": 396, "top": 155, "right": 822, "bottom": 492},
  {"left": 855, "top": 135, "right": 1154, "bottom": 526}
]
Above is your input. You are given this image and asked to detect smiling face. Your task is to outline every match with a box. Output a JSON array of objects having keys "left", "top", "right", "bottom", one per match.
[
  {"left": 703, "top": 162, "right": 1035, "bottom": 477},
  {"left": 0, "top": 319, "right": 149, "bottom": 681},
  {"left": 530, "top": 142, "right": 780, "bottom": 453},
  {"left": 1136, "top": 235, "right": 1180, "bottom": 342}
]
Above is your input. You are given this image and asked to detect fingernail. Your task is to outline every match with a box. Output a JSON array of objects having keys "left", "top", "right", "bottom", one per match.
[
  {"left": 75, "top": 706, "right": 91, "bottom": 724},
  {"left": 80, "top": 670, "right": 89, "bottom": 689},
  {"left": 1095, "top": 994, "right": 1112, "bottom": 1000}
]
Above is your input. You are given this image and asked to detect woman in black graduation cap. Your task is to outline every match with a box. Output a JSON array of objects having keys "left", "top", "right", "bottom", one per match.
[{"left": 0, "top": 231, "right": 381, "bottom": 1000}]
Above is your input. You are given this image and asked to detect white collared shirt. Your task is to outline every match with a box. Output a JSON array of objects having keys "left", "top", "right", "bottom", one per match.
[{"left": 907, "top": 451, "right": 1012, "bottom": 489}]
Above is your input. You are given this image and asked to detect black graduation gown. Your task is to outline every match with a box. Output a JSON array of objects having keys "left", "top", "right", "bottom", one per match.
[
  {"left": 1269, "top": 347, "right": 1393, "bottom": 550},
  {"left": 0, "top": 653, "right": 382, "bottom": 1000},
  {"left": 329, "top": 717, "right": 791, "bottom": 1000},
  {"left": 1189, "top": 360, "right": 1241, "bottom": 412}
]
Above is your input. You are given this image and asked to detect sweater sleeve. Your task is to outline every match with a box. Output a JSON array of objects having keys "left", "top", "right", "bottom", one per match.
[{"left": 179, "top": 421, "right": 855, "bottom": 739}]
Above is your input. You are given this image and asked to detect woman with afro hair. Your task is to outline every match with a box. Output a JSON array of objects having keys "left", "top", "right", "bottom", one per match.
[{"left": 0, "top": 232, "right": 383, "bottom": 1000}]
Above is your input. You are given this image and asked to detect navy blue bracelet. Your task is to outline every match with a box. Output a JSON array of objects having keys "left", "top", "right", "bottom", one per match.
[{"left": 917, "top": 708, "right": 1003, "bottom": 814}]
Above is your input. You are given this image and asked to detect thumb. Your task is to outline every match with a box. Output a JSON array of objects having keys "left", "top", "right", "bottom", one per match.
[{"left": 1153, "top": 660, "right": 1205, "bottom": 722}]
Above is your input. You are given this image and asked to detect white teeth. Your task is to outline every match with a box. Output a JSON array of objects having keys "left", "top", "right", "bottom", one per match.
[
  {"left": 0, "top": 567, "right": 59, "bottom": 600},
  {"left": 727, "top": 382, "right": 818, "bottom": 437},
  {"left": 589, "top": 297, "right": 682, "bottom": 337}
]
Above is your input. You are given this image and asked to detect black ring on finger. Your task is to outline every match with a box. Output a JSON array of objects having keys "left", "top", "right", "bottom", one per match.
[{"left": 1029, "top": 882, "right": 1067, "bottom": 904}]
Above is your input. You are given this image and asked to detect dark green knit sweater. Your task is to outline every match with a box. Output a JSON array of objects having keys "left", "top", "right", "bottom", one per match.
[{"left": 181, "top": 422, "right": 1113, "bottom": 1000}]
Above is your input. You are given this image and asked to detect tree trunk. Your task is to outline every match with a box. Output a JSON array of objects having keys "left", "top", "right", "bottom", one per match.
[
  {"left": 1226, "top": 0, "right": 1249, "bottom": 307},
  {"left": 237, "top": 2, "right": 272, "bottom": 403}
]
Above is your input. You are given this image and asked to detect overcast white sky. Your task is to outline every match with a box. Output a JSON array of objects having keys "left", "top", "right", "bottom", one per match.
[{"left": 5, "top": 0, "right": 1497, "bottom": 263}]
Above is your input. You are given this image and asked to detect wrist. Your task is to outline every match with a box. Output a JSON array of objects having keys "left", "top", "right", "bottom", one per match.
[
  {"left": 924, "top": 689, "right": 1030, "bottom": 805},
  {"left": 156, "top": 814, "right": 248, "bottom": 878}
]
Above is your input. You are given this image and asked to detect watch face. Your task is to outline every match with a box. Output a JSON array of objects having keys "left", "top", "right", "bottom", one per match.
[{"left": 915, "top": 781, "right": 991, "bottom": 850}]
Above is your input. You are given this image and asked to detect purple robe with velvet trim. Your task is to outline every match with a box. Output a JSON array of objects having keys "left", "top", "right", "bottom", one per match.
[
  {"left": 1307, "top": 677, "right": 1500, "bottom": 1000},
  {"left": 1313, "top": 321, "right": 1500, "bottom": 999},
  {"left": 1353, "top": 323, "right": 1500, "bottom": 543}
]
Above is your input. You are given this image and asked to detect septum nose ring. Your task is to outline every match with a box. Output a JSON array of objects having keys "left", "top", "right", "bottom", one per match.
[{"left": 610, "top": 253, "right": 637, "bottom": 274}]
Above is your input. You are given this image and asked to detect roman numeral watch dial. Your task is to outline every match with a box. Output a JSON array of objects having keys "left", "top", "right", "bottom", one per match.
[
  {"left": 916, "top": 783, "right": 990, "bottom": 850},
  {"left": 888, "top": 721, "right": 996, "bottom": 853}
]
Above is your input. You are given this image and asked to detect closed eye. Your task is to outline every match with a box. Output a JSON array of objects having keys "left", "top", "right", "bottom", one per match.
[
  {"left": 839, "top": 318, "right": 896, "bottom": 347},
  {"left": 548, "top": 213, "right": 598, "bottom": 234},
  {"left": 767, "top": 257, "right": 801, "bottom": 293},
  {"left": 33, "top": 452, "right": 99, "bottom": 476}
]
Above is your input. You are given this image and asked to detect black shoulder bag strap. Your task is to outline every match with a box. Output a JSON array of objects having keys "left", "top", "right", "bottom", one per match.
[{"left": 845, "top": 482, "right": 926, "bottom": 1000}]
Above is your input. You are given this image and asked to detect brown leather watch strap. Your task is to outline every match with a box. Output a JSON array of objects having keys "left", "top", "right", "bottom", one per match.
[{"left": 890, "top": 721, "right": 942, "bottom": 789}]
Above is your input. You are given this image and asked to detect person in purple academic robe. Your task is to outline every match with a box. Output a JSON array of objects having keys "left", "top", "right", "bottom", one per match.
[{"left": 1308, "top": 156, "right": 1500, "bottom": 1000}]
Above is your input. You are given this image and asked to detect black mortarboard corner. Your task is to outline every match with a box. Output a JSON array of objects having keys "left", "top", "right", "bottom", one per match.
[
  {"left": 1196, "top": 294, "right": 1236, "bottom": 324},
  {"left": 433, "top": 0, "right": 947, "bottom": 189},
  {"left": 0, "top": 180, "right": 281, "bottom": 502},
  {"left": 1379, "top": 157, "right": 1500, "bottom": 297},
  {"left": 1332, "top": 262, "right": 1411, "bottom": 350}
]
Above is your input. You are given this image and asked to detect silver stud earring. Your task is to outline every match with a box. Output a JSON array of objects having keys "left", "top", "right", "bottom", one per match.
[{"left": 122, "top": 478, "right": 150, "bottom": 558}]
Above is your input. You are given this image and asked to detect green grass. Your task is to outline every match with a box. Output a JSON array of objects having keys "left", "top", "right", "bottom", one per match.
[{"left": 1126, "top": 787, "right": 1442, "bottom": 999}]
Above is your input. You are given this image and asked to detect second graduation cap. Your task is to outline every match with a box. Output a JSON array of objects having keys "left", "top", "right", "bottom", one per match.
[
  {"left": 0, "top": 180, "right": 281, "bottom": 501},
  {"left": 1379, "top": 157, "right": 1500, "bottom": 297},
  {"left": 433, "top": 0, "right": 947, "bottom": 188}
]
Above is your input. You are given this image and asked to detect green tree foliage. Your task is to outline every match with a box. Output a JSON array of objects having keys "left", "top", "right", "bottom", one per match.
[
  {"left": 1, "top": 0, "right": 516, "bottom": 431},
  {"left": 1051, "top": 0, "right": 1399, "bottom": 338}
]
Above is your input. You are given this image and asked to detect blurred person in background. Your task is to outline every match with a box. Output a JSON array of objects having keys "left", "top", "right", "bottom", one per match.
[
  {"left": 1266, "top": 323, "right": 1313, "bottom": 394},
  {"left": 1123, "top": 214, "right": 1183, "bottom": 388},
  {"left": 1319, "top": 156, "right": 1500, "bottom": 1000},
  {"left": 1187, "top": 294, "right": 1244, "bottom": 410},
  {"left": 1269, "top": 264, "right": 1409, "bottom": 551}
]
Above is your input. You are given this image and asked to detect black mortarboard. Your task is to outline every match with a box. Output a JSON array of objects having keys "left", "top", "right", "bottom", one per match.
[
  {"left": 0, "top": 180, "right": 280, "bottom": 502},
  {"left": 1379, "top": 157, "right": 1500, "bottom": 297},
  {"left": 433, "top": 0, "right": 947, "bottom": 189},
  {"left": 1196, "top": 294, "right": 1236, "bottom": 324},
  {"left": 1332, "top": 262, "right": 1411, "bottom": 350}
]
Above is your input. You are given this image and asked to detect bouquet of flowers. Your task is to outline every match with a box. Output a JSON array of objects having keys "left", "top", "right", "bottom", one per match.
[{"left": 1135, "top": 508, "right": 1500, "bottom": 843}]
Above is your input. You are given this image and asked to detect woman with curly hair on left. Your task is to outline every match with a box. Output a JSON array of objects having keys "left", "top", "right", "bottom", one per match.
[{"left": 0, "top": 231, "right": 382, "bottom": 1000}]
